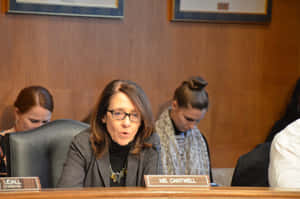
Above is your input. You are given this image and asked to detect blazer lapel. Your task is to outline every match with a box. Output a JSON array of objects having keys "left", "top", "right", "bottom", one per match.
[
  {"left": 126, "top": 153, "right": 139, "bottom": 186},
  {"left": 96, "top": 152, "right": 110, "bottom": 187}
]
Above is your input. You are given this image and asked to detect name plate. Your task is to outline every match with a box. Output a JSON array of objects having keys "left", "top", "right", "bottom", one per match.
[
  {"left": 0, "top": 177, "right": 41, "bottom": 192},
  {"left": 144, "top": 175, "right": 210, "bottom": 187}
]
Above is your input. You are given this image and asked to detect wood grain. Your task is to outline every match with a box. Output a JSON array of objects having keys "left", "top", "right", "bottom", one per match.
[{"left": 0, "top": 187, "right": 300, "bottom": 199}]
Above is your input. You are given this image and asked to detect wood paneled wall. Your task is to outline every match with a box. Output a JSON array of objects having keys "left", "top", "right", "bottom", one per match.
[{"left": 0, "top": 0, "right": 300, "bottom": 168}]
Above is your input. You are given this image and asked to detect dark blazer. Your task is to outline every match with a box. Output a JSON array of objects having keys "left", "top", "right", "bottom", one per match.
[
  {"left": 57, "top": 129, "right": 161, "bottom": 188},
  {"left": 231, "top": 142, "right": 271, "bottom": 187}
]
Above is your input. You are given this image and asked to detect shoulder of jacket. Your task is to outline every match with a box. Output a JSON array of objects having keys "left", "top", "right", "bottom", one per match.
[{"left": 72, "top": 128, "right": 93, "bottom": 154}]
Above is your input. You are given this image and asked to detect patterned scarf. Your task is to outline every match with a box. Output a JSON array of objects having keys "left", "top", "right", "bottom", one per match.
[{"left": 155, "top": 108, "right": 210, "bottom": 175}]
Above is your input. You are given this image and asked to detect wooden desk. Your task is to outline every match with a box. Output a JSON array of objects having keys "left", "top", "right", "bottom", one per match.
[{"left": 0, "top": 187, "right": 300, "bottom": 199}]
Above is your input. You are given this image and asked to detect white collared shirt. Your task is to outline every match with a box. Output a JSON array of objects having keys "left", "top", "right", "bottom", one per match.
[{"left": 269, "top": 119, "right": 300, "bottom": 188}]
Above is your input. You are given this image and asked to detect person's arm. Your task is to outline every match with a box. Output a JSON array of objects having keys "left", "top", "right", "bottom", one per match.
[
  {"left": 143, "top": 133, "right": 162, "bottom": 175},
  {"left": 269, "top": 124, "right": 300, "bottom": 188},
  {"left": 0, "top": 135, "right": 4, "bottom": 160},
  {"left": 0, "top": 136, "right": 5, "bottom": 175},
  {"left": 57, "top": 135, "right": 89, "bottom": 188}
]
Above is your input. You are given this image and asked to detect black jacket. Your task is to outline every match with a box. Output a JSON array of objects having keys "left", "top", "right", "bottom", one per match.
[{"left": 231, "top": 142, "right": 271, "bottom": 187}]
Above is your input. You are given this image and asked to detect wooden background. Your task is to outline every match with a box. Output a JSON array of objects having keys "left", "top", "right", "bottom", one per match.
[{"left": 0, "top": 0, "right": 300, "bottom": 168}]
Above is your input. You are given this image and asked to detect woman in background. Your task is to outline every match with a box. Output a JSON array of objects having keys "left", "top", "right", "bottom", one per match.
[
  {"left": 58, "top": 79, "right": 161, "bottom": 187},
  {"left": 0, "top": 86, "right": 54, "bottom": 174},
  {"left": 155, "top": 76, "right": 212, "bottom": 180}
]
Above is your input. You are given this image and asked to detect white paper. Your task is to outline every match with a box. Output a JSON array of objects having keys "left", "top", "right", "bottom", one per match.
[
  {"left": 16, "top": 0, "right": 118, "bottom": 8},
  {"left": 180, "top": 0, "right": 267, "bottom": 14}
]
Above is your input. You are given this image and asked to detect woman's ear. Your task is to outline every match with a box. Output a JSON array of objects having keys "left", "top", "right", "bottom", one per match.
[
  {"left": 171, "top": 100, "right": 178, "bottom": 110},
  {"left": 14, "top": 107, "right": 20, "bottom": 121}
]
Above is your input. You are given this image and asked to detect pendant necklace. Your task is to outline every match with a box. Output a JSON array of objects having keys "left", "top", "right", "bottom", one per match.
[{"left": 109, "top": 164, "right": 127, "bottom": 183}]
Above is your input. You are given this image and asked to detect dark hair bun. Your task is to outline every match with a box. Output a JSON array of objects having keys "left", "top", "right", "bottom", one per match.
[{"left": 185, "top": 76, "right": 207, "bottom": 91}]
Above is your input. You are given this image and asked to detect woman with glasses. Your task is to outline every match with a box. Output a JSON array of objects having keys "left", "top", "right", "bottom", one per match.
[
  {"left": 155, "top": 76, "right": 212, "bottom": 181},
  {"left": 58, "top": 80, "right": 161, "bottom": 187}
]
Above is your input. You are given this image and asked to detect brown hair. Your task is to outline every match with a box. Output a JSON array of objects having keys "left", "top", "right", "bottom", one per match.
[
  {"left": 90, "top": 80, "right": 154, "bottom": 159},
  {"left": 173, "top": 76, "right": 209, "bottom": 110},
  {"left": 14, "top": 86, "right": 54, "bottom": 113}
]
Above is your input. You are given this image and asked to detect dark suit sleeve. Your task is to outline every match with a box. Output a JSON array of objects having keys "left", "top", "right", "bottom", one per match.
[{"left": 231, "top": 142, "right": 271, "bottom": 186}]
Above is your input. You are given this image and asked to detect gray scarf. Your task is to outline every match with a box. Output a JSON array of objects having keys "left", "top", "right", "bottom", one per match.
[{"left": 155, "top": 108, "right": 210, "bottom": 175}]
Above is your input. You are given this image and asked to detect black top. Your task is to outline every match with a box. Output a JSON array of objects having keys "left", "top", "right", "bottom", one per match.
[
  {"left": 109, "top": 138, "right": 131, "bottom": 186},
  {"left": 0, "top": 135, "right": 8, "bottom": 175}
]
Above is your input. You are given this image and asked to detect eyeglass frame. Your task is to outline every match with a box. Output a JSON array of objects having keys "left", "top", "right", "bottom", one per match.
[{"left": 107, "top": 110, "right": 141, "bottom": 123}]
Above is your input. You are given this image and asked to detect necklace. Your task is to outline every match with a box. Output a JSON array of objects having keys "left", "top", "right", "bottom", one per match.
[{"left": 109, "top": 164, "right": 127, "bottom": 183}]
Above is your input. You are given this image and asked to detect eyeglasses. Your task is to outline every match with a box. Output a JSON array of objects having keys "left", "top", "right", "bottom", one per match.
[{"left": 107, "top": 110, "right": 141, "bottom": 122}]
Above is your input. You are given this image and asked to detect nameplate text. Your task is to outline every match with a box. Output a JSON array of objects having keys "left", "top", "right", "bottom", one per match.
[
  {"left": 0, "top": 177, "right": 41, "bottom": 192},
  {"left": 144, "top": 175, "right": 210, "bottom": 187}
]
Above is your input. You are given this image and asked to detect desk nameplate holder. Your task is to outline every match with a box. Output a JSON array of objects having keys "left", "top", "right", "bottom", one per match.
[
  {"left": 144, "top": 175, "right": 210, "bottom": 187},
  {"left": 0, "top": 177, "right": 41, "bottom": 192}
]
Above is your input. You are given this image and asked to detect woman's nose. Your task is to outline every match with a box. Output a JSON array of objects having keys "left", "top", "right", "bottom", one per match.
[
  {"left": 34, "top": 122, "right": 43, "bottom": 128},
  {"left": 188, "top": 123, "right": 195, "bottom": 129},
  {"left": 122, "top": 116, "right": 131, "bottom": 126}
]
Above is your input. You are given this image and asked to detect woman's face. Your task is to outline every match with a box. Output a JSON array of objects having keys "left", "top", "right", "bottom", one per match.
[
  {"left": 103, "top": 92, "right": 141, "bottom": 146},
  {"left": 170, "top": 100, "right": 206, "bottom": 132},
  {"left": 15, "top": 105, "right": 52, "bottom": 132}
]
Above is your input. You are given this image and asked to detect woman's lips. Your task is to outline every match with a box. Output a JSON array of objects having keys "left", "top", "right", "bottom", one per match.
[{"left": 120, "top": 131, "right": 130, "bottom": 137}]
